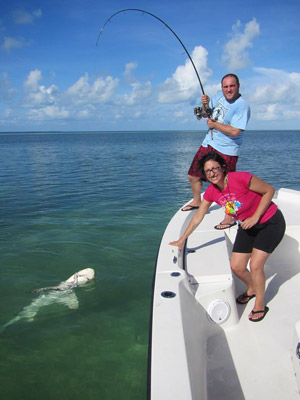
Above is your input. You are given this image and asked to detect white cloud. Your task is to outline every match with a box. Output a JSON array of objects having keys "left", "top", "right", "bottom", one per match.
[
  {"left": 9, "top": 60, "right": 300, "bottom": 129},
  {"left": 27, "top": 105, "right": 69, "bottom": 120},
  {"left": 250, "top": 67, "right": 300, "bottom": 103},
  {"left": 222, "top": 18, "right": 260, "bottom": 71},
  {"left": 77, "top": 105, "right": 96, "bottom": 118},
  {"left": 122, "top": 81, "right": 152, "bottom": 105},
  {"left": 1, "top": 9, "right": 41, "bottom": 52},
  {"left": 120, "top": 63, "right": 152, "bottom": 105},
  {"left": 26, "top": 84, "right": 58, "bottom": 106},
  {"left": 24, "top": 69, "right": 42, "bottom": 90},
  {"left": 1, "top": 36, "right": 27, "bottom": 51},
  {"left": 19, "top": 70, "right": 121, "bottom": 123},
  {"left": 66, "top": 66, "right": 151, "bottom": 110},
  {"left": 13, "top": 9, "right": 42, "bottom": 24},
  {"left": 255, "top": 104, "right": 281, "bottom": 121},
  {"left": 66, "top": 73, "right": 119, "bottom": 104},
  {"left": 0, "top": 72, "right": 16, "bottom": 101},
  {"left": 23, "top": 70, "right": 58, "bottom": 106},
  {"left": 123, "top": 62, "right": 138, "bottom": 84},
  {"left": 158, "top": 46, "right": 212, "bottom": 103},
  {"left": 249, "top": 67, "right": 300, "bottom": 121}
]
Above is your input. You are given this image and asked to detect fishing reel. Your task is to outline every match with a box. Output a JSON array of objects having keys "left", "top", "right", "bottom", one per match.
[{"left": 194, "top": 106, "right": 212, "bottom": 119}]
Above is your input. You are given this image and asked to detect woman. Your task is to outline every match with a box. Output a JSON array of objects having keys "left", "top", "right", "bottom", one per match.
[{"left": 170, "top": 152, "right": 286, "bottom": 322}]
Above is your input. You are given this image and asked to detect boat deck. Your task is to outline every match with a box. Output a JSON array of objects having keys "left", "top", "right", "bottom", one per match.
[
  {"left": 150, "top": 188, "right": 300, "bottom": 400},
  {"left": 190, "top": 189, "right": 300, "bottom": 399}
]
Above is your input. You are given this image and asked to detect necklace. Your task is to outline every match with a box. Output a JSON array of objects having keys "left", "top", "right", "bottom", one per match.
[
  {"left": 219, "top": 175, "right": 239, "bottom": 217},
  {"left": 216, "top": 174, "right": 228, "bottom": 192}
]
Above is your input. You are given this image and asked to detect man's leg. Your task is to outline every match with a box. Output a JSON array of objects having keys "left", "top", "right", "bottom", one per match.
[
  {"left": 182, "top": 145, "right": 208, "bottom": 211},
  {"left": 181, "top": 175, "right": 203, "bottom": 211}
]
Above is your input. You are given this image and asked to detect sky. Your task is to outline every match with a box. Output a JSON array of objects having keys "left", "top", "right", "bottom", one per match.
[{"left": 1, "top": 0, "right": 300, "bottom": 132}]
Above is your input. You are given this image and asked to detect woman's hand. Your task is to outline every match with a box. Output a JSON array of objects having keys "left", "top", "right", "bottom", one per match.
[
  {"left": 169, "top": 239, "right": 184, "bottom": 252},
  {"left": 169, "top": 200, "right": 212, "bottom": 253},
  {"left": 241, "top": 215, "right": 260, "bottom": 230}
]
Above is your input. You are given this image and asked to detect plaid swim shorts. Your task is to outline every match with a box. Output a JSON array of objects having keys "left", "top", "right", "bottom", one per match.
[{"left": 188, "top": 145, "right": 239, "bottom": 180}]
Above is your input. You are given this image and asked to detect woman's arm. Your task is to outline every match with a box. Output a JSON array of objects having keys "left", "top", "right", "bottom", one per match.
[
  {"left": 241, "top": 176, "right": 275, "bottom": 230},
  {"left": 169, "top": 199, "right": 212, "bottom": 251}
]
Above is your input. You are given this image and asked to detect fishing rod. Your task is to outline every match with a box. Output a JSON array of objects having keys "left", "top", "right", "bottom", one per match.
[
  {"left": 97, "top": 9, "right": 212, "bottom": 119},
  {"left": 96, "top": 8, "right": 206, "bottom": 96}
]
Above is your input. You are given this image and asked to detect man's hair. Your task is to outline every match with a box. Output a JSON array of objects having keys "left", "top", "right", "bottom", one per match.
[{"left": 221, "top": 74, "right": 240, "bottom": 87}]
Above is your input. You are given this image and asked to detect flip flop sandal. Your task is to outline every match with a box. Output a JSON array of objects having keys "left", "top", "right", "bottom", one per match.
[
  {"left": 249, "top": 306, "right": 269, "bottom": 322},
  {"left": 214, "top": 221, "right": 237, "bottom": 230},
  {"left": 181, "top": 204, "right": 199, "bottom": 212},
  {"left": 236, "top": 292, "right": 256, "bottom": 304}
]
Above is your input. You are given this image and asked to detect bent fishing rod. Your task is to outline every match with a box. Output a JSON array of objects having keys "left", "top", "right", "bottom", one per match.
[
  {"left": 97, "top": 8, "right": 207, "bottom": 96},
  {"left": 97, "top": 9, "right": 212, "bottom": 119}
]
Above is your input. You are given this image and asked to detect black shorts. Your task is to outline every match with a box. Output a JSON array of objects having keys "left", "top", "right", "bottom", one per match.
[{"left": 232, "top": 209, "right": 286, "bottom": 254}]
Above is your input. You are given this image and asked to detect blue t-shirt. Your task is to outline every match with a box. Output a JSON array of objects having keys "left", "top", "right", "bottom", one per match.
[{"left": 202, "top": 92, "right": 250, "bottom": 156}]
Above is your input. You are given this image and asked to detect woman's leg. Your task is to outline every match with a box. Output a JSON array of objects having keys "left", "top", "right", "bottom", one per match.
[
  {"left": 231, "top": 252, "right": 253, "bottom": 294},
  {"left": 248, "top": 248, "right": 270, "bottom": 320}
]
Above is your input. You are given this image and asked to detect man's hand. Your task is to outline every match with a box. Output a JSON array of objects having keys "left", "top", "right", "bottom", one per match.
[
  {"left": 201, "top": 94, "right": 210, "bottom": 105},
  {"left": 207, "top": 118, "right": 216, "bottom": 129}
]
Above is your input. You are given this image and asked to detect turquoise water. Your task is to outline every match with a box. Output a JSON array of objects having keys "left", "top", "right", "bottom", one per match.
[{"left": 0, "top": 130, "right": 299, "bottom": 399}]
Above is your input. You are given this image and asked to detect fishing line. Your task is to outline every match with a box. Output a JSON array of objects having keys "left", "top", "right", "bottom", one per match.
[{"left": 96, "top": 8, "right": 206, "bottom": 96}]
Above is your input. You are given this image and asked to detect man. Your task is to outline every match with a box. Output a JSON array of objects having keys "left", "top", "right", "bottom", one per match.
[{"left": 182, "top": 73, "right": 251, "bottom": 229}]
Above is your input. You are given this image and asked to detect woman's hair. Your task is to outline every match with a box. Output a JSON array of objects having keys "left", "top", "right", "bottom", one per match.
[{"left": 198, "top": 152, "right": 228, "bottom": 177}]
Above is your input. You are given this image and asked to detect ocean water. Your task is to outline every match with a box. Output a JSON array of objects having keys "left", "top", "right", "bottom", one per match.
[{"left": 0, "top": 130, "right": 299, "bottom": 400}]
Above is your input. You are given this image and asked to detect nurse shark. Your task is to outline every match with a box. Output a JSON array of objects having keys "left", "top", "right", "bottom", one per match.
[{"left": 1, "top": 268, "right": 95, "bottom": 333}]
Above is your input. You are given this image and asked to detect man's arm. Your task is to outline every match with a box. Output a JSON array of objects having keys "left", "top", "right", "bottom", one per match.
[{"left": 207, "top": 118, "right": 243, "bottom": 137}]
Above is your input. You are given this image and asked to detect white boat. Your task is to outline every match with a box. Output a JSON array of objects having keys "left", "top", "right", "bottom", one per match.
[{"left": 148, "top": 188, "right": 300, "bottom": 400}]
